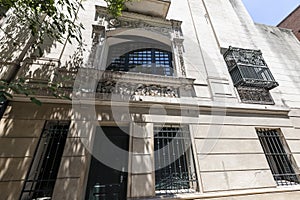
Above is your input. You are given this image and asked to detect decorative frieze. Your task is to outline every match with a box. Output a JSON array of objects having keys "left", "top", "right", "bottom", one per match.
[
  {"left": 95, "top": 6, "right": 173, "bottom": 36},
  {"left": 97, "top": 81, "right": 179, "bottom": 98},
  {"left": 107, "top": 18, "right": 172, "bottom": 36}
]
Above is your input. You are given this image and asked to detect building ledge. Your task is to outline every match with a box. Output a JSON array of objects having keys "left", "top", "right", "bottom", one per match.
[
  {"left": 125, "top": 0, "right": 171, "bottom": 18},
  {"left": 133, "top": 186, "right": 300, "bottom": 200}
]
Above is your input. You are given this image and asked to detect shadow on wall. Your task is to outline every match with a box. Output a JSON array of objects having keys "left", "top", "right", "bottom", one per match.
[
  {"left": 0, "top": 10, "right": 58, "bottom": 79},
  {"left": 0, "top": 98, "right": 157, "bottom": 199},
  {"left": 0, "top": 10, "right": 84, "bottom": 102}
]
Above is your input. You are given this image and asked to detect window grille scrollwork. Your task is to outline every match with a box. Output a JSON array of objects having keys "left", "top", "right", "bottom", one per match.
[
  {"left": 224, "top": 46, "right": 279, "bottom": 105},
  {"left": 224, "top": 46, "right": 278, "bottom": 90}
]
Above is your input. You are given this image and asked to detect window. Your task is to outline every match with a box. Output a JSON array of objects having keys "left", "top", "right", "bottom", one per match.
[
  {"left": 256, "top": 128, "right": 300, "bottom": 186},
  {"left": 223, "top": 46, "right": 279, "bottom": 104},
  {"left": 107, "top": 48, "right": 174, "bottom": 76},
  {"left": 154, "top": 125, "right": 197, "bottom": 194},
  {"left": 20, "top": 121, "right": 70, "bottom": 200}
]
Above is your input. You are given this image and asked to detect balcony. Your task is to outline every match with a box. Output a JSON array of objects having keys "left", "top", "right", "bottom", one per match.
[
  {"left": 81, "top": 70, "right": 195, "bottom": 100},
  {"left": 15, "top": 61, "right": 195, "bottom": 101},
  {"left": 223, "top": 46, "right": 279, "bottom": 90},
  {"left": 125, "top": 0, "right": 171, "bottom": 18}
]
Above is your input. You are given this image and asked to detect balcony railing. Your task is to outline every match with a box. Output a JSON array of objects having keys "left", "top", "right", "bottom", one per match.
[
  {"left": 223, "top": 46, "right": 279, "bottom": 89},
  {"left": 16, "top": 64, "right": 195, "bottom": 101},
  {"left": 92, "top": 70, "right": 195, "bottom": 100}
]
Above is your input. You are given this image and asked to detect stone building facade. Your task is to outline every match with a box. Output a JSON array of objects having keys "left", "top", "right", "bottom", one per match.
[
  {"left": 278, "top": 5, "right": 300, "bottom": 41},
  {"left": 1, "top": 0, "right": 300, "bottom": 199}
]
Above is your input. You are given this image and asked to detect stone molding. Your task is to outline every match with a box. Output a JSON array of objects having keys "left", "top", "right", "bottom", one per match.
[{"left": 94, "top": 6, "right": 186, "bottom": 77}]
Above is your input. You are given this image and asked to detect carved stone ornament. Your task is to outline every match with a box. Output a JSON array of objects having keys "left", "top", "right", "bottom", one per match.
[
  {"left": 97, "top": 81, "right": 179, "bottom": 98},
  {"left": 173, "top": 38, "right": 186, "bottom": 77},
  {"left": 95, "top": 6, "right": 186, "bottom": 77},
  {"left": 92, "top": 24, "right": 105, "bottom": 44}
]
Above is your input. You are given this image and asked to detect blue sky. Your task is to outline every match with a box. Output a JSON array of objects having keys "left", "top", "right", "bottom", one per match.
[{"left": 242, "top": 0, "right": 299, "bottom": 25}]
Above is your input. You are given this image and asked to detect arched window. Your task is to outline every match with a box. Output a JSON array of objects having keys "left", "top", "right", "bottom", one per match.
[{"left": 107, "top": 48, "right": 174, "bottom": 76}]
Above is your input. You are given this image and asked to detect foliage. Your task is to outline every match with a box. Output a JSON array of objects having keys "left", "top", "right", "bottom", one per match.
[
  {"left": 0, "top": 0, "right": 84, "bottom": 46},
  {"left": 104, "top": 0, "right": 131, "bottom": 17},
  {"left": 0, "top": 78, "right": 41, "bottom": 105},
  {"left": 0, "top": 0, "right": 131, "bottom": 105},
  {"left": 0, "top": 0, "right": 84, "bottom": 105}
]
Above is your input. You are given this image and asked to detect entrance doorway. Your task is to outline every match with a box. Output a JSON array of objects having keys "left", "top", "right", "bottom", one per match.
[{"left": 85, "top": 126, "right": 129, "bottom": 200}]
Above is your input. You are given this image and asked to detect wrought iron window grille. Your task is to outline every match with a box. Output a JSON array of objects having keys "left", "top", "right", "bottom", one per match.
[
  {"left": 256, "top": 128, "right": 300, "bottom": 186},
  {"left": 107, "top": 48, "right": 174, "bottom": 76},
  {"left": 154, "top": 125, "right": 198, "bottom": 194},
  {"left": 237, "top": 86, "right": 275, "bottom": 105},
  {"left": 20, "top": 121, "right": 70, "bottom": 200},
  {"left": 223, "top": 46, "right": 279, "bottom": 89},
  {"left": 223, "top": 46, "right": 279, "bottom": 104}
]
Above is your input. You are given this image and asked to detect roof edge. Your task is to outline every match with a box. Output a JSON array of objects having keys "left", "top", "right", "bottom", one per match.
[{"left": 277, "top": 5, "right": 300, "bottom": 26}]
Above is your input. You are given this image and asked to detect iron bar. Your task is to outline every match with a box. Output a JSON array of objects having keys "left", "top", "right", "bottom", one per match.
[
  {"left": 224, "top": 46, "right": 278, "bottom": 89},
  {"left": 257, "top": 128, "right": 300, "bottom": 186},
  {"left": 154, "top": 125, "right": 197, "bottom": 194},
  {"left": 107, "top": 48, "right": 174, "bottom": 76},
  {"left": 20, "top": 121, "right": 70, "bottom": 200}
]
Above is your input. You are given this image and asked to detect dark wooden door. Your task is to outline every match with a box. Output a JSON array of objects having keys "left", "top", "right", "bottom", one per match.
[{"left": 85, "top": 126, "right": 129, "bottom": 200}]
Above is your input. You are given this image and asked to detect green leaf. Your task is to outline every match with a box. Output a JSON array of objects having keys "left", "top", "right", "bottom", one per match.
[
  {"left": 2, "top": 91, "right": 12, "bottom": 99},
  {"left": 30, "top": 97, "right": 42, "bottom": 106}
]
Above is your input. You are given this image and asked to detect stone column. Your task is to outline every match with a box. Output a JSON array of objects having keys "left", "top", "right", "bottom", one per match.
[{"left": 128, "top": 123, "right": 155, "bottom": 198}]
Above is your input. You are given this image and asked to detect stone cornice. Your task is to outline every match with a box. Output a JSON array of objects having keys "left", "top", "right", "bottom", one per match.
[
  {"left": 95, "top": 5, "right": 182, "bottom": 29},
  {"left": 12, "top": 95, "right": 290, "bottom": 118},
  {"left": 97, "top": 70, "right": 194, "bottom": 86}
]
